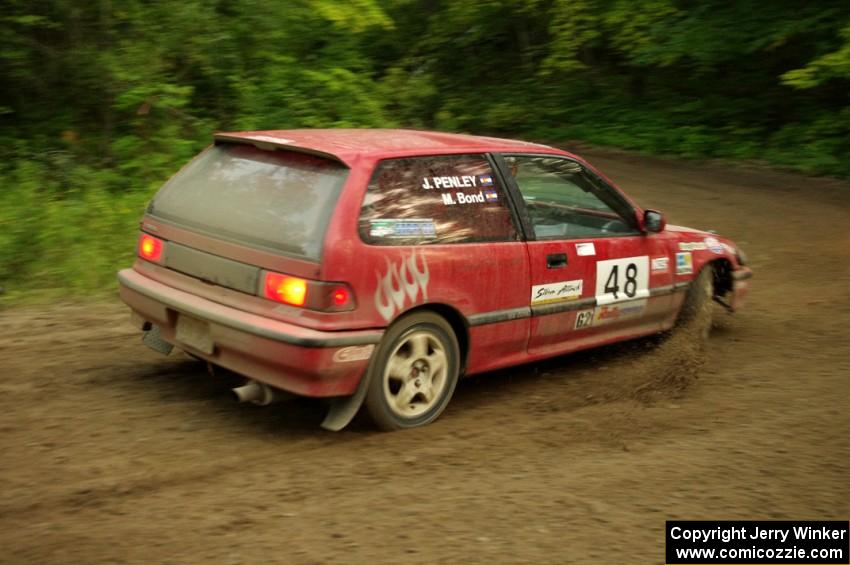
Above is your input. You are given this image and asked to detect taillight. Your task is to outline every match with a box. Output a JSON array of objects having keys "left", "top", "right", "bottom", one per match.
[
  {"left": 263, "top": 272, "right": 308, "bottom": 307},
  {"left": 331, "top": 287, "right": 350, "bottom": 307},
  {"left": 261, "top": 271, "right": 355, "bottom": 311},
  {"left": 138, "top": 233, "right": 164, "bottom": 263},
  {"left": 322, "top": 283, "right": 355, "bottom": 311}
]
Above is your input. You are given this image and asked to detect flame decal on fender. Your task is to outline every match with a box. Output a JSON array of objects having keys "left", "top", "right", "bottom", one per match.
[{"left": 374, "top": 251, "right": 430, "bottom": 322}]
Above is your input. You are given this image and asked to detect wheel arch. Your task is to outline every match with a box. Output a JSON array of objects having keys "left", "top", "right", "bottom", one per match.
[{"left": 708, "top": 257, "right": 734, "bottom": 297}]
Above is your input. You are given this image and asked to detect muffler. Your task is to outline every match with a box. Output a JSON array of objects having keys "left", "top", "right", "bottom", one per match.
[{"left": 231, "top": 380, "right": 283, "bottom": 406}]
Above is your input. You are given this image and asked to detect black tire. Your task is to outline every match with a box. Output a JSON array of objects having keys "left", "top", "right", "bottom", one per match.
[
  {"left": 677, "top": 266, "right": 714, "bottom": 341},
  {"left": 364, "top": 312, "right": 460, "bottom": 431}
]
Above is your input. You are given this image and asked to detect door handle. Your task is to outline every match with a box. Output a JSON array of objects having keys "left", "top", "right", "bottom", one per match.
[{"left": 546, "top": 253, "right": 568, "bottom": 269}]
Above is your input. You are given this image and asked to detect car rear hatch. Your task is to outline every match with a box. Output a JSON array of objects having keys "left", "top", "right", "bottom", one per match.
[{"left": 135, "top": 140, "right": 350, "bottom": 326}]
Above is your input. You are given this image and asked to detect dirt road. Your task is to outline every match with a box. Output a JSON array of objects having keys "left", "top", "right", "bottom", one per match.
[{"left": 1, "top": 149, "right": 849, "bottom": 564}]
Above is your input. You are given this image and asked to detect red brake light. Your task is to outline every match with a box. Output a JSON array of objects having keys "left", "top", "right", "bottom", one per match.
[
  {"left": 263, "top": 272, "right": 307, "bottom": 306},
  {"left": 331, "top": 287, "right": 350, "bottom": 307},
  {"left": 138, "top": 233, "right": 163, "bottom": 262}
]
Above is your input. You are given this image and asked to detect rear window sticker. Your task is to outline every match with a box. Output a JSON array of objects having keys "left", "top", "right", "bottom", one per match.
[
  {"left": 421, "top": 176, "right": 478, "bottom": 190},
  {"left": 441, "top": 191, "right": 493, "bottom": 206},
  {"left": 370, "top": 219, "right": 437, "bottom": 238}
]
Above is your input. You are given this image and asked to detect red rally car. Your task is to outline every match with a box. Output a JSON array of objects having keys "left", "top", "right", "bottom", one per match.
[{"left": 118, "top": 129, "right": 752, "bottom": 431}]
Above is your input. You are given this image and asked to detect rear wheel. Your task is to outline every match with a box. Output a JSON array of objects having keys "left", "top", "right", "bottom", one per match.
[
  {"left": 364, "top": 312, "right": 460, "bottom": 431},
  {"left": 677, "top": 266, "right": 714, "bottom": 341}
]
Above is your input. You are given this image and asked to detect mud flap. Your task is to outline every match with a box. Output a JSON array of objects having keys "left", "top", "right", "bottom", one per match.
[
  {"left": 712, "top": 295, "right": 734, "bottom": 312},
  {"left": 143, "top": 324, "right": 174, "bottom": 355},
  {"left": 320, "top": 371, "right": 371, "bottom": 432}
]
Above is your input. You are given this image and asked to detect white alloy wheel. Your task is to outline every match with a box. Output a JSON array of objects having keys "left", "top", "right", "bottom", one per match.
[
  {"left": 383, "top": 331, "right": 449, "bottom": 418},
  {"left": 365, "top": 312, "right": 460, "bottom": 431}
]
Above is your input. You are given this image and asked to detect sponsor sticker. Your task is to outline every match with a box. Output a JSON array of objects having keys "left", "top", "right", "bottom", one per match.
[
  {"left": 531, "top": 280, "right": 583, "bottom": 305},
  {"left": 575, "top": 242, "right": 596, "bottom": 256},
  {"left": 595, "top": 256, "right": 650, "bottom": 305},
  {"left": 369, "top": 220, "right": 396, "bottom": 238},
  {"left": 704, "top": 236, "right": 724, "bottom": 254},
  {"left": 651, "top": 257, "right": 669, "bottom": 272},
  {"left": 332, "top": 345, "right": 375, "bottom": 363},
  {"left": 370, "top": 219, "right": 436, "bottom": 238},
  {"left": 679, "top": 241, "right": 707, "bottom": 251},
  {"left": 574, "top": 309, "right": 594, "bottom": 330},
  {"left": 592, "top": 299, "right": 647, "bottom": 326},
  {"left": 675, "top": 252, "right": 693, "bottom": 275}
]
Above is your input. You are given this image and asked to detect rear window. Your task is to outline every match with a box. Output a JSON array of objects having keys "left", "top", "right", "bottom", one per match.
[
  {"left": 148, "top": 143, "right": 348, "bottom": 259},
  {"left": 359, "top": 154, "right": 518, "bottom": 245}
]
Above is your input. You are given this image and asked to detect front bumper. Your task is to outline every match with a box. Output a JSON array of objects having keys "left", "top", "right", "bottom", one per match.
[{"left": 118, "top": 269, "right": 382, "bottom": 397}]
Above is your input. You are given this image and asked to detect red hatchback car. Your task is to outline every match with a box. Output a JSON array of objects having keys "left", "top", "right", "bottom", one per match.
[{"left": 118, "top": 129, "right": 752, "bottom": 430}]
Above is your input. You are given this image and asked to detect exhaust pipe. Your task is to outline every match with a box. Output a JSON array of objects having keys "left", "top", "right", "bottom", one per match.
[{"left": 231, "top": 380, "right": 281, "bottom": 406}]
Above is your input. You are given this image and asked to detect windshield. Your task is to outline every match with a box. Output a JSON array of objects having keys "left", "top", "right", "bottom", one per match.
[{"left": 148, "top": 143, "right": 348, "bottom": 259}]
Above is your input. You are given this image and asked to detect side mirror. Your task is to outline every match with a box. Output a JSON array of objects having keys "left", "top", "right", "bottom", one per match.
[{"left": 643, "top": 209, "right": 666, "bottom": 233}]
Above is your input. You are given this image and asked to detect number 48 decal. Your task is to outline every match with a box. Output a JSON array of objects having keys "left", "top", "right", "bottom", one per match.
[
  {"left": 604, "top": 263, "right": 639, "bottom": 299},
  {"left": 595, "top": 256, "right": 649, "bottom": 305}
]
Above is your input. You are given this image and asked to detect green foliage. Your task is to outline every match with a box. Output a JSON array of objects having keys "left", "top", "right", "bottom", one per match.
[
  {"left": 782, "top": 24, "right": 850, "bottom": 88},
  {"left": 1, "top": 0, "right": 849, "bottom": 299},
  {"left": 542, "top": 0, "right": 601, "bottom": 73},
  {"left": 0, "top": 160, "right": 150, "bottom": 300}
]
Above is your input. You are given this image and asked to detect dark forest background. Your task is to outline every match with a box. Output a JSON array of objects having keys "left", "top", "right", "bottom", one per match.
[{"left": 2, "top": 0, "right": 849, "bottom": 297}]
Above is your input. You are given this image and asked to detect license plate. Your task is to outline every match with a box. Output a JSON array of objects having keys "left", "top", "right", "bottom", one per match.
[{"left": 176, "top": 314, "right": 214, "bottom": 354}]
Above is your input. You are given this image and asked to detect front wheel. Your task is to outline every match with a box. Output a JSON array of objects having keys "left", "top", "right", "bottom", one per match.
[{"left": 364, "top": 312, "right": 460, "bottom": 431}]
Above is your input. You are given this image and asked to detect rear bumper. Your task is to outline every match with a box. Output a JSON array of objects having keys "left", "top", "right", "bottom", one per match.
[{"left": 118, "top": 269, "right": 381, "bottom": 397}]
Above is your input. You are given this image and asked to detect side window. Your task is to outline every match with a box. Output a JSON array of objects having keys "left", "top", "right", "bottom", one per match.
[
  {"left": 359, "top": 154, "right": 518, "bottom": 245},
  {"left": 506, "top": 155, "right": 638, "bottom": 239}
]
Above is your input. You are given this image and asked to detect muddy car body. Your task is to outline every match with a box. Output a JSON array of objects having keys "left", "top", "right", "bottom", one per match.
[{"left": 118, "top": 129, "right": 752, "bottom": 430}]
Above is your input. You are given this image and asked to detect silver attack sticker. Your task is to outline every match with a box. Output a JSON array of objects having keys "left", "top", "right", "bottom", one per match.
[{"left": 531, "top": 280, "right": 583, "bottom": 305}]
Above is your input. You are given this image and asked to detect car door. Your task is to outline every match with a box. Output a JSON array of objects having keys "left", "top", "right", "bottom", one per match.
[{"left": 495, "top": 153, "right": 674, "bottom": 356}]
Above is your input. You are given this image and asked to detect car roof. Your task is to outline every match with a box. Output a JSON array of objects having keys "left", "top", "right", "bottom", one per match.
[{"left": 213, "top": 128, "right": 568, "bottom": 166}]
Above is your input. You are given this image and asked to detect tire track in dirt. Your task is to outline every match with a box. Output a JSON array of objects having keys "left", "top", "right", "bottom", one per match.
[
  {"left": 0, "top": 305, "right": 703, "bottom": 520},
  {"left": 2, "top": 149, "right": 849, "bottom": 563}
]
